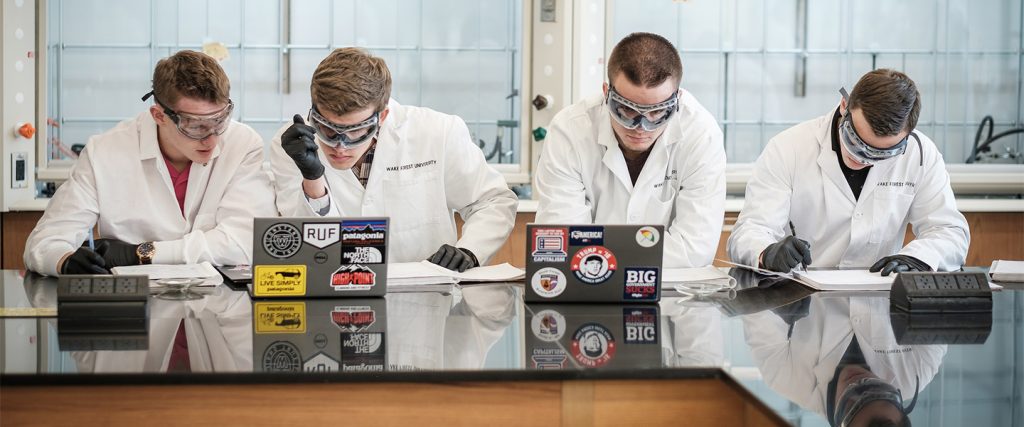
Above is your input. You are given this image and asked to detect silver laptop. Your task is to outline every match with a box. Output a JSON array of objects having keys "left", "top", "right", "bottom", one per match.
[
  {"left": 252, "top": 217, "right": 389, "bottom": 298},
  {"left": 524, "top": 224, "right": 665, "bottom": 303}
]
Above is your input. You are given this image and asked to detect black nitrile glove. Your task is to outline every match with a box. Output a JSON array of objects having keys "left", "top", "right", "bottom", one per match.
[
  {"left": 282, "top": 114, "right": 325, "bottom": 180},
  {"left": 93, "top": 238, "right": 140, "bottom": 269},
  {"left": 427, "top": 244, "right": 479, "bottom": 273},
  {"left": 869, "top": 254, "right": 931, "bottom": 277},
  {"left": 61, "top": 247, "right": 111, "bottom": 274},
  {"left": 761, "top": 236, "right": 813, "bottom": 273}
]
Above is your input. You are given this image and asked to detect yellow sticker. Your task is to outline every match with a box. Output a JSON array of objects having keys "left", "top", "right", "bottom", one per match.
[
  {"left": 253, "top": 265, "right": 307, "bottom": 296},
  {"left": 254, "top": 302, "right": 307, "bottom": 334}
]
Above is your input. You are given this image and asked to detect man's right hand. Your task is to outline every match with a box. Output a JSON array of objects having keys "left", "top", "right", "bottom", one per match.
[
  {"left": 61, "top": 247, "right": 110, "bottom": 274},
  {"left": 282, "top": 114, "right": 325, "bottom": 180},
  {"left": 760, "top": 236, "right": 812, "bottom": 273}
]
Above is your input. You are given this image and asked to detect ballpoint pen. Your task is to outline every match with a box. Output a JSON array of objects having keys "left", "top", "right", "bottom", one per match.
[
  {"left": 789, "top": 220, "right": 805, "bottom": 271},
  {"left": 88, "top": 228, "right": 95, "bottom": 251}
]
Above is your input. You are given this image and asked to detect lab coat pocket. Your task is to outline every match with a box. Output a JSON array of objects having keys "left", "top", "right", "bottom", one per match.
[
  {"left": 647, "top": 194, "right": 676, "bottom": 224},
  {"left": 869, "top": 192, "right": 914, "bottom": 244},
  {"left": 387, "top": 174, "right": 445, "bottom": 231}
]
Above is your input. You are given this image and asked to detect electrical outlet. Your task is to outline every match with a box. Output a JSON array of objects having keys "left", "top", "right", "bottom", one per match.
[
  {"left": 956, "top": 275, "right": 980, "bottom": 289},
  {"left": 115, "top": 277, "right": 138, "bottom": 294},
  {"left": 92, "top": 278, "right": 114, "bottom": 294},
  {"left": 69, "top": 278, "right": 91, "bottom": 294},
  {"left": 913, "top": 275, "right": 936, "bottom": 290},
  {"left": 935, "top": 275, "right": 958, "bottom": 290}
]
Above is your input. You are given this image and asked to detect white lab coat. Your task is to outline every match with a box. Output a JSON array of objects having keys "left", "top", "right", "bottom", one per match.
[
  {"left": 742, "top": 296, "right": 946, "bottom": 416},
  {"left": 24, "top": 112, "right": 278, "bottom": 276},
  {"left": 728, "top": 107, "right": 969, "bottom": 271},
  {"left": 270, "top": 100, "right": 518, "bottom": 265},
  {"left": 534, "top": 91, "right": 727, "bottom": 268},
  {"left": 659, "top": 300, "right": 725, "bottom": 367}
]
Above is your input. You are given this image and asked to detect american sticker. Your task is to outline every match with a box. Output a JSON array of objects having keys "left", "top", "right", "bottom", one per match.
[
  {"left": 331, "top": 306, "right": 376, "bottom": 332},
  {"left": 303, "top": 222, "right": 341, "bottom": 249},
  {"left": 341, "top": 220, "right": 387, "bottom": 246},
  {"left": 531, "top": 267, "right": 567, "bottom": 298},
  {"left": 262, "top": 341, "right": 302, "bottom": 372},
  {"left": 341, "top": 332, "right": 386, "bottom": 372},
  {"left": 623, "top": 267, "right": 659, "bottom": 301},
  {"left": 571, "top": 246, "right": 617, "bottom": 285},
  {"left": 262, "top": 223, "right": 302, "bottom": 259},
  {"left": 254, "top": 302, "right": 307, "bottom": 333},
  {"left": 568, "top": 226, "right": 604, "bottom": 246},
  {"left": 531, "top": 309, "right": 566, "bottom": 342},
  {"left": 303, "top": 352, "right": 339, "bottom": 372},
  {"left": 531, "top": 348, "right": 569, "bottom": 370},
  {"left": 531, "top": 227, "right": 568, "bottom": 262},
  {"left": 253, "top": 265, "right": 307, "bottom": 296},
  {"left": 330, "top": 265, "right": 376, "bottom": 291},
  {"left": 624, "top": 307, "right": 659, "bottom": 345},
  {"left": 570, "top": 323, "right": 616, "bottom": 368},
  {"left": 342, "top": 246, "right": 385, "bottom": 264}
]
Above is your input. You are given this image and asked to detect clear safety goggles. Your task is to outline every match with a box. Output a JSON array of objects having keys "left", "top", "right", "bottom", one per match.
[
  {"left": 831, "top": 377, "right": 918, "bottom": 427},
  {"left": 307, "top": 107, "right": 380, "bottom": 149},
  {"left": 142, "top": 91, "right": 233, "bottom": 140},
  {"left": 838, "top": 87, "right": 908, "bottom": 165},
  {"left": 606, "top": 86, "right": 679, "bottom": 131}
]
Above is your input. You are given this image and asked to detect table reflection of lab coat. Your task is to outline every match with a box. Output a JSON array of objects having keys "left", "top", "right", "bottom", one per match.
[
  {"left": 387, "top": 285, "right": 517, "bottom": 371},
  {"left": 659, "top": 299, "right": 725, "bottom": 367},
  {"left": 65, "top": 287, "right": 253, "bottom": 373},
  {"left": 741, "top": 296, "right": 946, "bottom": 415}
]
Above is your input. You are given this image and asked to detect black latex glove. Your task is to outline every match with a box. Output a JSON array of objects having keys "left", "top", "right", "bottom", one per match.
[
  {"left": 427, "top": 244, "right": 479, "bottom": 273},
  {"left": 761, "top": 236, "right": 813, "bottom": 273},
  {"left": 61, "top": 247, "right": 110, "bottom": 274},
  {"left": 93, "top": 238, "right": 140, "bottom": 269},
  {"left": 869, "top": 254, "right": 931, "bottom": 277},
  {"left": 282, "top": 114, "right": 325, "bottom": 180}
]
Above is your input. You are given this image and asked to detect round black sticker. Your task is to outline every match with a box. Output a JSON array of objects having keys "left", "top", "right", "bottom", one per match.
[
  {"left": 262, "top": 341, "right": 302, "bottom": 372},
  {"left": 263, "top": 223, "right": 302, "bottom": 259}
]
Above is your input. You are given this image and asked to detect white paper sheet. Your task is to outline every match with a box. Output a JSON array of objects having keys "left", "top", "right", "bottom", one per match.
[{"left": 112, "top": 262, "right": 220, "bottom": 280}]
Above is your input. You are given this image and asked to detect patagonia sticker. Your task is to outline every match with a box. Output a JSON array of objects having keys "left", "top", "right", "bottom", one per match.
[
  {"left": 341, "top": 220, "right": 387, "bottom": 246},
  {"left": 253, "top": 265, "right": 307, "bottom": 296},
  {"left": 254, "top": 302, "right": 307, "bottom": 333}
]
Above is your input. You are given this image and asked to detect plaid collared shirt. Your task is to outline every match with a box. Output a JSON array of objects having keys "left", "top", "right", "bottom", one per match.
[{"left": 353, "top": 142, "right": 377, "bottom": 188}]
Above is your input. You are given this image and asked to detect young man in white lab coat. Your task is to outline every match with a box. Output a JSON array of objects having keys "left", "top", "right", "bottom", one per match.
[
  {"left": 24, "top": 50, "right": 277, "bottom": 276},
  {"left": 271, "top": 48, "right": 517, "bottom": 272},
  {"left": 728, "top": 69, "right": 970, "bottom": 275},
  {"left": 534, "top": 32, "right": 727, "bottom": 268}
]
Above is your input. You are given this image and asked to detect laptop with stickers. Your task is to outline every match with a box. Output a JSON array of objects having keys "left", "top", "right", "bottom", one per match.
[
  {"left": 251, "top": 217, "right": 389, "bottom": 298},
  {"left": 524, "top": 224, "right": 665, "bottom": 303}
]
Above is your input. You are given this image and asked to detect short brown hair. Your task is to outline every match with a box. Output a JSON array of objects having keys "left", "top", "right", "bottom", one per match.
[
  {"left": 607, "top": 32, "right": 683, "bottom": 88},
  {"left": 311, "top": 48, "right": 392, "bottom": 115},
  {"left": 151, "top": 50, "right": 230, "bottom": 107},
  {"left": 848, "top": 69, "right": 921, "bottom": 136}
]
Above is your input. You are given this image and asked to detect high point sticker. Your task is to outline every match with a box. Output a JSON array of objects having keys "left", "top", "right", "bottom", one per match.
[
  {"left": 330, "top": 265, "right": 376, "bottom": 291},
  {"left": 253, "top": 265, "right": 307, "bottom": 296},
  {"left": 254, "top": 302, "right": 307, "bottom": 334},
  {"left": 331, "top": 306, "right": 376, "bottom": 332}
]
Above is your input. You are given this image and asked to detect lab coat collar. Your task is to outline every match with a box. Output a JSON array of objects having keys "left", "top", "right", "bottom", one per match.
[
  {"left": 597, "top": 106, "right": 635, "bottom": 191},
  {"left": 816, "top": 106, "right": 857, "bottom": 205}
]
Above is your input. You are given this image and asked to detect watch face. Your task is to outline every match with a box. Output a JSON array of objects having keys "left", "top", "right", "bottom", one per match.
[{"left": 137, "top": 242, "right": 155, "bottom": 260}]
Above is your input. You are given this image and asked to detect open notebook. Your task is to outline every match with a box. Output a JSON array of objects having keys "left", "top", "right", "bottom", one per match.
[{"left": 388, "top": 261, "right": 524, "bottom": 288}]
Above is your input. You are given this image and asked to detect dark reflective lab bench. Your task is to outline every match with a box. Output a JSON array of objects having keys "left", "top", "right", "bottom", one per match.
[{"left": 1, "top": 269, "right": 1021, "bottom": 427}]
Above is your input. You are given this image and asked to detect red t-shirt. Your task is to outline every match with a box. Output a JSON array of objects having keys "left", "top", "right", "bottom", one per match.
[{"left": 162, "top": 156, "right": 190, "bottom": 217}]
